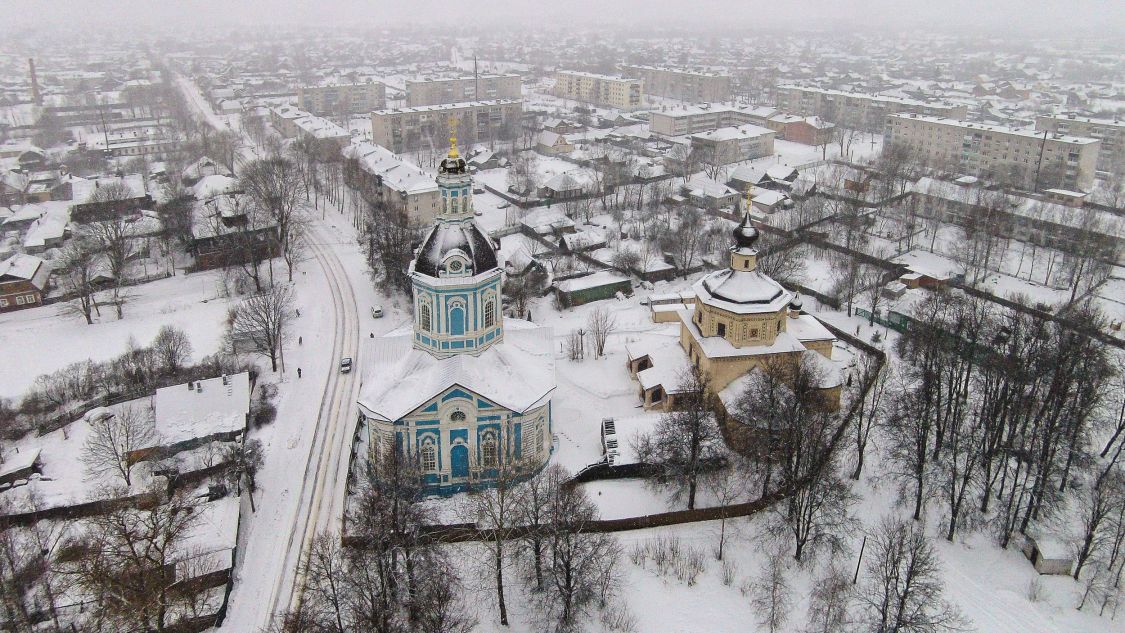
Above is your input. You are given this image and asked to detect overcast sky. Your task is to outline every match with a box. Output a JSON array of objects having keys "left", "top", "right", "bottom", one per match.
[{"left": 1, "top": 0, "right": 1123, "bottom": 34}]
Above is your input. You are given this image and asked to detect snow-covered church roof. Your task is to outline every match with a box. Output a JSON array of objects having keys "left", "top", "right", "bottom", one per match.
[{"left": 358, "top": 320, "right": 556, "bottom": 422}]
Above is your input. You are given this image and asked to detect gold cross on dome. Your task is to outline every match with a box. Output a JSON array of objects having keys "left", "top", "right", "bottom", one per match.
[{"left": 448, "top": 115, "right": 460, "bottom": 158}]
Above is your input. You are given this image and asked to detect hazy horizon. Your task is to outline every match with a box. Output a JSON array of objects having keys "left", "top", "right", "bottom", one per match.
[{"left": 2, "top": 0, "right": 1124, "bottom": 36}]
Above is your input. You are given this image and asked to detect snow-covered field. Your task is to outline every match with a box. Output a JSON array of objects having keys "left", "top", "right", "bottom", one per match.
[{"left": 0, "top": 271, "right": 236, "bottom": 400}]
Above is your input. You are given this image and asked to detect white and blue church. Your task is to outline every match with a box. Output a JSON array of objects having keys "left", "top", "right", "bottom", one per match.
[{"left": 356, "top": 132, "right": 556, "bottom": 495}]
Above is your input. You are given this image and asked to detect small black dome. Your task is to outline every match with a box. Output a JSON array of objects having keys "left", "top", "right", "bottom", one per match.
[
  {"left": 733, "top": 212, "right": 759, "bottom": 249},
  {"left": 414, "top": 220, "right": 498, "bottom": 277},
  {"left": 440, "top": 155, "right": 467, "bottom": 175}
]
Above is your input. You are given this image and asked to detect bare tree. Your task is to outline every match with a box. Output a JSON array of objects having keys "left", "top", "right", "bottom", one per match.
[
  {"left": 458, "top": 450, "right": 529, "bottom": 626},
  {"left": 64, "top": 487, "right": 203, "bottom": 632},
  {"left": 83, "top": 217, "right": 134, "bottom": 319},
  {"left": 851, "top": 355, "right": 891, "bottom": 480},
  {"left": 82, "top": 405, "right": 156, "bottom": 486},
  {"left": 240, "top": 157, "right": 306, "bottom": 281},
  {"left": 634, "top": 367, "right": 722, "bottom": 510},
  {"left": 515, "top": 463, "right": 566, "bottom": 591},
  {"left": 586, "top": 306, "right": 617, "bottom": 359},
  {"left": 534, "top": 467, "right": 621, "bottom": 631},
  {"left": 58, "top": 236, "right": 102, "bottom": 324},
  {"left": 749, "top": 553, "right": 793, "bottom": 633},
  {"left": 704, "top": 459, "right": 751, "bottom": 560},
  {"left": 803, "top": 563, "right": 852, "bottom": 633},
  {"left": 855, "top": 516, "right": 965, "bottom": 633},
  {"left": 227, "top": 284, "right": 295, "bottom": 372},
  {"left": 151, "top": 325, "right": 193, "bottom": 374},
  {"left": 223, "top": 438, "right": 264, "bottom": 512}
]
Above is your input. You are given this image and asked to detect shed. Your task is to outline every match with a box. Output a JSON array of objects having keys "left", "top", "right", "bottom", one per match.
[
  {"left": 0, "top": 448, "right": 42, "bottom": 486},
  {"left": 555, "top": 271, "right": 633, "bottom": 308},
  {"left": 1017, "top": 532, "right": 1074, "bottom": 576}
]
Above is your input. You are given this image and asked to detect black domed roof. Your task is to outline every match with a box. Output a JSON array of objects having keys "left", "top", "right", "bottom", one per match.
[
  {"left": 440, "top": 154, "right": 467, "bottom": 175},
  {"left": 414, "top": 220, "right": 498, "bottom": 277},
  {"left": 733, "top": 212, "right": 759, "bottom": 249}
]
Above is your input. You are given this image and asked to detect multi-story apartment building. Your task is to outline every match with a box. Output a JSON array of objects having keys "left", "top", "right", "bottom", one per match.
[
  {"left": 910, "top": 177, "right": 1123, "bottom": 264},
  {"left": 885, "top": 114, "right": 1101, "bottom": 191},
  {"left": 342, "top": 142, "right": 441, "bottom": 227},
  {"left": 370, "top": 100, "right": 522, "bottom": 154},
  {"left": 298, "top": 81, "right": 386, "bottom": 116},
  {"left": 405, "top": 74, "right": 522, "bottom": 107},
  {"left": 554, "top": 71, "right": 643, "bottom": 110},
  {"left": 1035, "top": 113, "right": 1124, "bottom": 176},
  {"left": 269, "top": 106, "right": 351, "bottom": 155},
  {"left": 777, "top": 85, "right": 968, "bottom": 133},
  {"left": 689, "top": 124, "right": 776, "bottom": 164},
  {"left": 649, "top": 104, "right": 775, "bottom": 136},
  {"left": 620, "top": 65, "right": 732, "bottom": 103}
]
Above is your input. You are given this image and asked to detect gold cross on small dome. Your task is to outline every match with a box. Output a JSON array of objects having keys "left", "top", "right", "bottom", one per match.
[{"left": 448, "top": 115, "right": 460, "bottom": 158}]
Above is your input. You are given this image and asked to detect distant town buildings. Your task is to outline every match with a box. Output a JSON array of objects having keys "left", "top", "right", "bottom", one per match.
[
  {"left": 369, "top": 100, "right": 522, "bottom": 154},
  {"left": 776, "top": 85, "right": 969, "bottom": 133},
  {"left": 885, "top": 113, "right": 1101, "bottom": 191},
  {"left": 620, "top": 65, "right": 732, "bottom": 102},
  {"left": 1035, "top": 113, "right": 1124, "bottom": 176},
  {"left": 554, "top": 70, "right": 643, "bottom": 110},
  {"left": 298, "top": 81, "right": 386, "bottom": 116},
  {"left": 405, "top": 74, "right": 521, "bottom": 107}
]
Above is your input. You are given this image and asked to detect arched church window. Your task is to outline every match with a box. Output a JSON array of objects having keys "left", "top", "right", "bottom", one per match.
[
  {"left": 420, "top": 304, "right": 432, "bottom": 331},
  {"left": 421, "top": 443, "right": 437, "bottom": 472},
  {"left": 482, "top": 437, "right": 498, "bottom": 467},
  {"left": 484, "top": 299, "right": 496, "bottom": 328},
  {"left": 536, "top": 424, "right": 545, "bottom": 455},
  {"left": 451, "top": 410, "right": 467, "bottom": 423}
]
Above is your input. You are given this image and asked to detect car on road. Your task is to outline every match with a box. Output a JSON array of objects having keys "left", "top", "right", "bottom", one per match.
[
  {"left": 497, "top": 201, "right": 511, "bottom": 209},
  {"left": 340, "top": 357, "right": 353, "bottom": 373},
  {"left": 371, "top": 305, "right": 384, "bottom": 318}
]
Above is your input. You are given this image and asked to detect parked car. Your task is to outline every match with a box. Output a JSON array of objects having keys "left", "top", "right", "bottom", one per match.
[
  {"left": 371, "top": 305, "right": 384, "bottom": 318},
  {"left": 340, "top": 357, "right": 353, "bottom": 373},
  {"left": 497, "top": 201, "right": 511, "bottom": 209}
]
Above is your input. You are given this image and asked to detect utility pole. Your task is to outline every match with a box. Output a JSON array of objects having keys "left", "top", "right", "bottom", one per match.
[{"left": 474, "top": 52, "right": 479, "bottom": 103}]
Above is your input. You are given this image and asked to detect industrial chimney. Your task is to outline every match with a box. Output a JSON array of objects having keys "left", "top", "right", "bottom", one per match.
[{"left": 28, "top": 58, "right": 41, "bottom": 106}]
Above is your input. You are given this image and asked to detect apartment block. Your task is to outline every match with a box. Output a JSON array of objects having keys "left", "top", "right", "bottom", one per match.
[
  {"left": 342, "top": 142, "right": 441, "bottom": 226},
  {"left": 885, "top": 114, "right": 1101, "bottom": 191},
  {"left": 370, "top": 100, "right": 523, "bottom": 154},
  {"left": 554, "top": 71, "right": 643, "bottom": 110},
  {"left": 405, "top": 74, "right": 522, "bottom": 107},
  {"left": 689, "top": 124, "right": 776, "bottom": 164},
  {"left": 298, "top": 81, "right": 386, "bottom": 116},
  {"left": 1035, "top": 113, "right": 1124, "bottom": 175},
  {"left": 777, "top": 85, "right": 968, "bottom": 133},
  {"left": 649, "top": 104, "right": 775, "bottom": 136},
  {"left": 620, "top": 65, "right": 731, "bottom": 103}
]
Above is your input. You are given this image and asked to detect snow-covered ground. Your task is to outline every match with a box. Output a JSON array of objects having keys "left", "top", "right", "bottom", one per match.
[{"left": 0, "top": 270, "right": 236, "bottom": 400}]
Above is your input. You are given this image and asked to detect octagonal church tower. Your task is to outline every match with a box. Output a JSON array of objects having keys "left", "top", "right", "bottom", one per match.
[{"left": 409, "top": 133, "right": 504, "bottom": 356}]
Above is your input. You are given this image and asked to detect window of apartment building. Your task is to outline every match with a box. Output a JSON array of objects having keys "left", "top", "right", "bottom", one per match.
[
  {"left": 0, "top": 298, "right": 7, "bottom": 307},
  {"left": 15, "top": 296, "right": 24, "bottom": 305},
  {"left": 24, "top": 295, "right": 35, "bottom": 304}
]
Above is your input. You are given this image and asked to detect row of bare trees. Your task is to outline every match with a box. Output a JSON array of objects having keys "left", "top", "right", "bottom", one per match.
[{"left": 286, "top": 448, "right": 622, "bottom": 633}]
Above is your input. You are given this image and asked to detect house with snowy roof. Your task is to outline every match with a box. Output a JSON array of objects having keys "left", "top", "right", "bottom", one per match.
[
  {"left": 0, "top": 253, "right": 50, "bottom": 312},
  {"left": 355, "top": 133, "right": 556, "bottom": 496}
]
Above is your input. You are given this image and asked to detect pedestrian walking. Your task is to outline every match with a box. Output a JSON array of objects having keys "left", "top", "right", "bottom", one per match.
[
  {"left": 299, "top": 336, "right": 303, "bottom": 345},
  {"left": 298, "top": 368, "right": 302, "bottom": 378}
]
